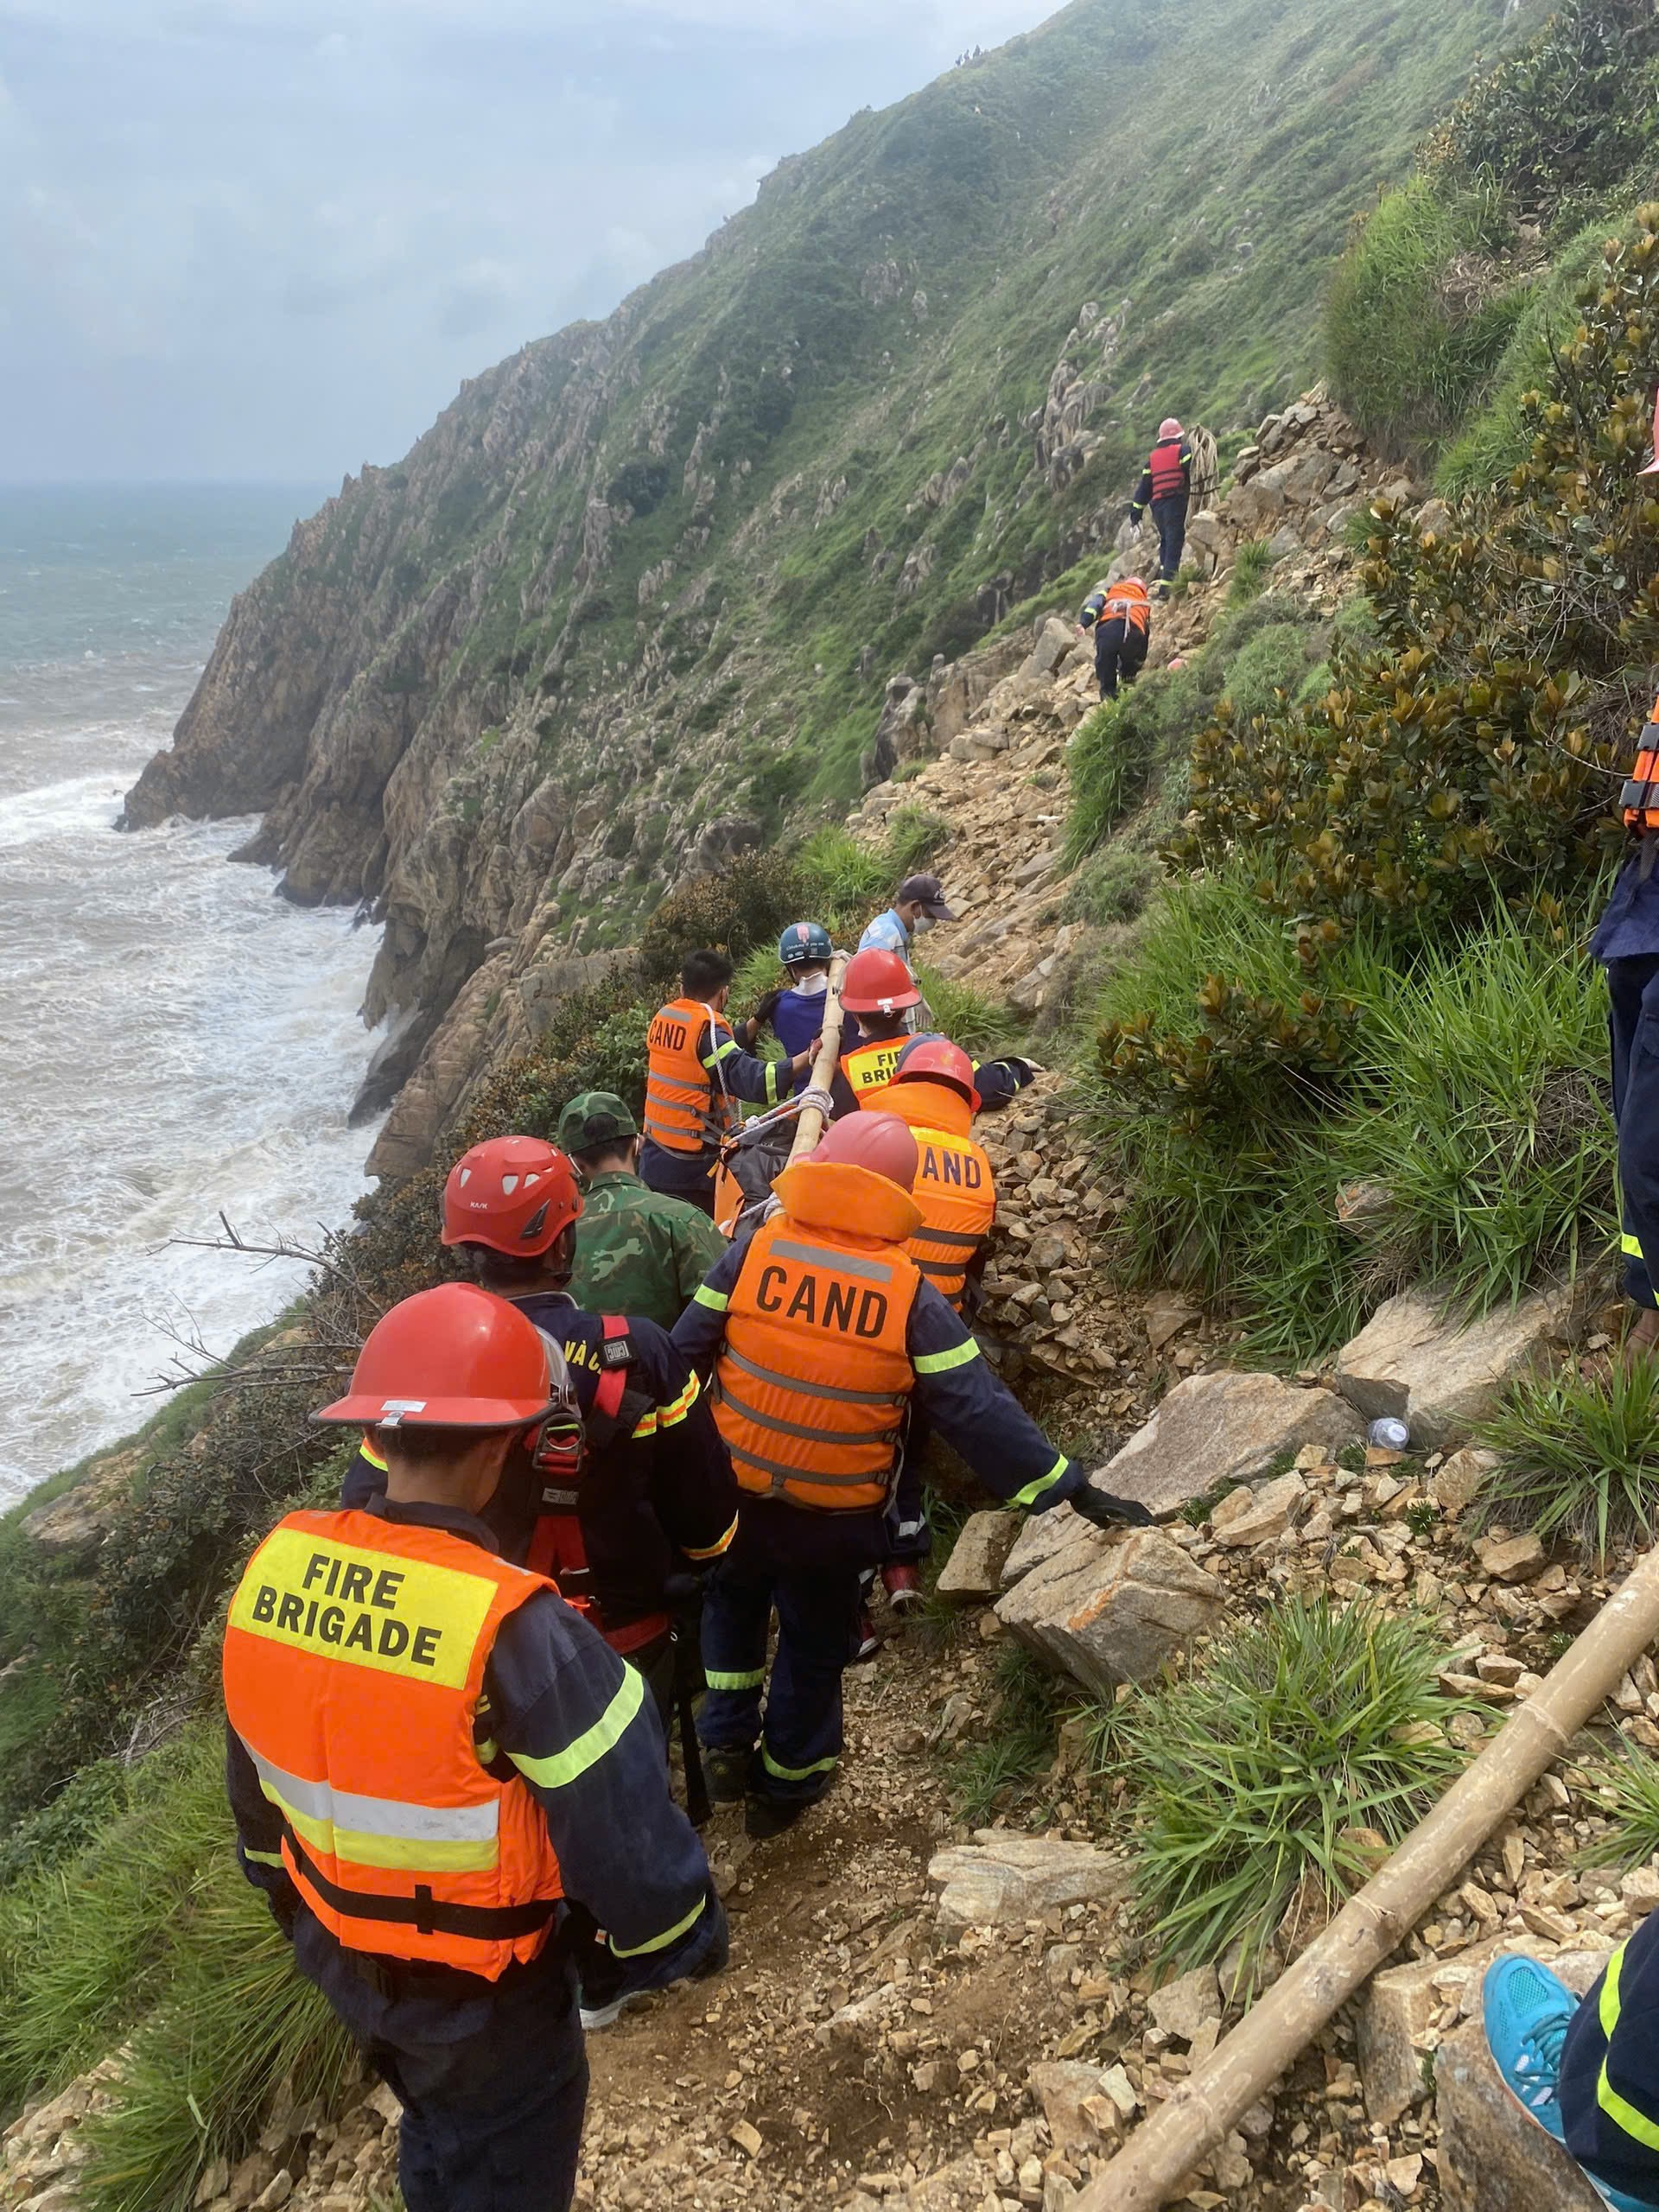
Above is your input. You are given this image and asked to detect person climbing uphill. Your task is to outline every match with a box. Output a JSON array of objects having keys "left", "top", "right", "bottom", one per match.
[
  {"left": 862, "top": 1036, "right": 999, "bottom": 1613},
  {"left": 671, "top": 1112, "right": 1152, "bottom": 1840},
  {"left": 223, "top": 1282, "right": 727, "bottom": 2212},
  {"left": 556, "top": 1090, "right": 726, "bottom": 1331},
  {"left": 639, "top": 947, "right": 817, "bottom": 1216},
  {"left": 1079, "top": 575, "right": 1153, "bottom": 700},
  {"left": 1484, "top": 1939, "right": 1659, "bottom": 2210},
  {"left": 346, "top": 1135, "right": 738, "bottom": 1723},
  {"left": 1129, "top": 416, "right": 1194, "bottom": 592}
]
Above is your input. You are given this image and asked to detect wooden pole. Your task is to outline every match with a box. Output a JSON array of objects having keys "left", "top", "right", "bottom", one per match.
[
  {"left": 788, "top": 953, "right": 849, "bottom": 1163},
  {"left": 1080, "top": 1538, "right": 1659, "bottom": 2212}
]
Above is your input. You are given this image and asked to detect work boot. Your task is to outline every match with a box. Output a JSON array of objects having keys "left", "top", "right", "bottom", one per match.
[
  {"left": 849, "top": 1605, "right": 882, "bottom": 1663},
  {"left": 702, "top": 1746, "right": 751, "bottom": 1805},
  {"left": 882, "top": 1563, "right": 924, "bottom": 1615},
  {"left": 745, "top": 1794, "right": 811, "bottom": 1841}
]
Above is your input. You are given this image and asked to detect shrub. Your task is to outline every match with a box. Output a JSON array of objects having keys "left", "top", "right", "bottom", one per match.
[
  {"left": 1101, "top": 1599, "right": 1471, "bottom": 1972},
  {"left": 636, "top": 848, "right": 805, "bottom": 992},
  {"left": 1228, "top": 538, "right": 1274, "bottom": 606},
  {"left": 795, "top": 827, "right": 891, "bottom": 928},
  {"left": 1477, "top": 1359, "right": 1659, "bottom": 1560},
  {"left": 887, "top": 804, "right": 952, "bottom": 874}
]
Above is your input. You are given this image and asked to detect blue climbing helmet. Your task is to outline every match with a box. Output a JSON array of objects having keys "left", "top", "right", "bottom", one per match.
[{"left": 778, "top": 920, "right": 833, "bottom": 970}]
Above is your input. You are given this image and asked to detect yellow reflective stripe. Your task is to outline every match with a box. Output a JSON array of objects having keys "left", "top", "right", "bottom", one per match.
[
  {"left": 913, "top": 1339, "right": 981, "bottom": 1376},
  {"left": 706, "top": 1664, "right": 765, "bottom": 1689},
  {"left": 1012, "top": 1454, "right": 1070, "bottom": 1509},
  {"left": 704, "top": 1039, "right": 741, "bottom": 1069},
  {"left": 359, "top": 1442, "right": 388, "bottom": 1471},
  {"left": 609, "top": 1891, "right": 707, "bottom": 1960},
  {"left": 631, "top": 1410, "right": 660, "bottom": 1439},
  {"left": 1603, "top": 1942, "right": 1625, "bottom": 2038},
  {"left": 764, "top": 1060, "right": 781, "bottom": 1106},
  {"left": 684, "top": 1514, "right": 739, "bottom": 1562},
  {"left": 275, "top": 1796, "right": 499, "bottom": 1875},
  {"left": 244, "top": 1847, "right": 287, "bottom": 1869},
  {"left": 762, "top": 1745, "right": 838, "bottom": 1782},
  {"left": 693, "top": 1284, "right": 730, "bottom": 1313},
  {"left": 508, "top": 1664, "right": 645, "bottom": 1791},
  {"left": 1597, "top": 1946, "right": 1659, "bottom": 2152},
  {"left": 657, "top": 1375, "right": 701, "bottom": 1430},
  {"left": 1624, "top": 1232, "right": 1645, "bottom": 1258}
]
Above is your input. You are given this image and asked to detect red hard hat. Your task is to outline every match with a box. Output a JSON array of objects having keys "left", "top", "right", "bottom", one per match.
[
  {"left": 841, "top": 948, "right": 922, "bottom": 1015},
  {"left": 813, "top": 1113, "right": 919, "bottom": 1192},
  {"left": 1159, "top": 416, "right": 1184, "bottom": 440},
  {"left": 893, "top": 1035, "right": 981, "bottom": 1110},
  {"left": 315, "top": 1284, "right": 559, "bottom": 1432},
  {"left": 441, "top": 1136, "right": 582, "bottom": 1256}
]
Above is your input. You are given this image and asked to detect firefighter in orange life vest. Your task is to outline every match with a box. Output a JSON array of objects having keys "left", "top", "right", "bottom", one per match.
[
  {"left": 1078, "top": 575, "right": 1153, "bottom": 700},
  {"left": 344, "top": 1136, "right": 739, "bottom": 1726},
  {"left": 639, "top": 947, "right": 817, "bottom": 1217},
  {"left": 830, "top": 948, "right": 1036, "bottom": 1118},
  {"left": 865, "top": 1037, "right": 998, "bottom": 1613},
  {"left": 223, "top": 1285, "right": 727, "bottom": 2212},
  {"left": 671, "top": 1113, "right": 1152, "bottom": 1838}
]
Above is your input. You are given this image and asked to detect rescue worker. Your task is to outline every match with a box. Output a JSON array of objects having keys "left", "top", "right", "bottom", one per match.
[
  {"left": 556, "top": 1091, "right": 726, "bottom": 1331},
  {"left": 867, "top": 1037, "right": 998, "bottom": 1611},
  {"left": 1484, "top": 1943, "right": 1657, "bottom": 2210},
  {"left": 857, "top": 873, "right": 956, "bottom": 968},
  {"left": 761, "top": 921, "right": 836, "bottom": 1095},
  {"left": 1592, "top": 682, "right": 1659, "bottom": 1366},
  {"left": 1079, "top": 575, "right": 1153, "bottom": 700},
  {"left": 1129, "top": 416, "right": 1195, "bottom": 591},
  {"left": 672, "top": 1113, "right": 1152, "bottom": 1839},
  {"left": 224, "top": 1283, "right": 727, "bottom": 2212},
  {"left": 346, "top": 1136, "right": 738, "bottom": 1719},
  {"left": 639, "top": 948, "right": 817, "bottom": 1217},
  {"left": 832, "top": 950, "right": 1036, "bottom": 1117}
]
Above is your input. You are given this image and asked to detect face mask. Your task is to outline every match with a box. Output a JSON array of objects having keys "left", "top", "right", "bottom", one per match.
[
  {"left": 797, "top": 972, "right": 830, "bottom": 997},
  {"left": 913, "top": 912, "right": 936, "bottom": 934}
]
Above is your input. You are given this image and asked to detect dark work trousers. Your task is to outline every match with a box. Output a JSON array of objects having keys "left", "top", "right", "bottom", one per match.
[
  {"left": 1093, "top": 616, "right": 1149, "bottom": 701},
  {"left": 1560, "top": 1908, "right": 1659, "bottom": 2205},
  {"left": 698, "top": 1551, "right": 864, "bottom": 1807},
  {"left": 886, "top": 1408, "right": 931, "bottom": 1564},
  {"left": 1151, "top": 493, "right": 1189, "bottom": 582},
  {"left": 637, "top": 1136, "right": 718, "bottom": 1219},
  {"left": 1606, "top": 955, "right": 1659, "bottom": 1307},
  {"left": 367, "top": 1950, "right": 589, "bottom": 2212}
]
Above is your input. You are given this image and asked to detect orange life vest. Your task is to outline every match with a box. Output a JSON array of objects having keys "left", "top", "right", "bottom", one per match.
[
  {"left": 840, "top": 1034, "right": 907, "bottom": 1103},
  {"left": 1622, "top": 696, "right": 1659, "bottom": 833},
  {"left": 1104, "top": 577, "right": 1152, "bottom": 636},
  {"left": 644, "top": 997, "right": 739, "bottom": 1156},
  {"left": 877, "top": 1080, "right": 997, "bottom": 1308},
  {"left": 222, "top": 1508, "right": 563, "bottom": 1980},
  {"left": 714, "top": 1160, "right": 922, "bottom": 1512}
]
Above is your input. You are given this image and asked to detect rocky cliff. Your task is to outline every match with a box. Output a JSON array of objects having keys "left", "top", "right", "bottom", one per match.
[{"left": 120, "top": 0, "right": 1541, "bottom": 1175}]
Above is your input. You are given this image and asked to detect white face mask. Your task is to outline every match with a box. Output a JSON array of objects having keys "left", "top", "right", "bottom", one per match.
[
  {"left": 795, "top": 971, "right": 830, "bottom": 996},
  {"left": 912, "top": 912, "right": 936, "bottom": 934}
]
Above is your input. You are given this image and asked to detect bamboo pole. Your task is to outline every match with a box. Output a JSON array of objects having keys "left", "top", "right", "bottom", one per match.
[
  {"left": 787, "top": 953, "right": 849, "bottom": 1163},
  {"left": 1080, "top": 1538, "right": 1659, "bottom": 2212}
]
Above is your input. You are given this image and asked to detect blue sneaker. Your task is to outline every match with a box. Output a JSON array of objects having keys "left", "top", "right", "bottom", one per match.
[
  {"left": 1484, "top": 1956, "right": 1656, "bottom": 2211},
  {"left": 1484, "top": 1954, "right": 1573, "bottom": 2144}
]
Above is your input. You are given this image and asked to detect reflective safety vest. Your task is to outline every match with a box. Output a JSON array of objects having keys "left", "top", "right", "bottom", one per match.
[
  {"left": 1622, "top": 697, "right": 1659, "bottom": 833},
  {"left": 840, "top": 1035, "right": 908, "bottom": 1103},
  {"left": 1148, "top": 437, "right": 1189, "bottom": 502},
  {"left": 877, "top": 1079, "right": 997, "bottom": 1308},
  {"left": 714, "top": 1160, "right": 923, "bottom": 1511},
  {"left": 223, "top": 1508, "right": 563, "bottom": 1980},
  {"left": 644, "top": 997, "right": 740, "bottom": 1156}
]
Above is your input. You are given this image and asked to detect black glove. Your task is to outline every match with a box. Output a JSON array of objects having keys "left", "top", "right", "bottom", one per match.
[
  {"left": 1070, "top": 1484, "right": 1154, "bottom": 1532},
  {"left": 753, "top": 988, "right": 785, "bottom": 1031}
]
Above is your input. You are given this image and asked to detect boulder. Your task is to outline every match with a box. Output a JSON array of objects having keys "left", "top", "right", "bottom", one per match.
[
  {"left": 1434, "top": 1447, "right": 1499, "bottom": 1516},
  {"left": 1090, "top": 1370, "right": 1362, "bottom": 1519},
  {"left": 1334, "top": 1283, "right": 1587, "bottom": 1452},
  {"left": 1211, "top": 1471, "right": 1306, "bottom": 1548},
  {"left": 936, "top": 1511, "right": 1022, "bottom": 1601},
  {"left": 1023, "top": 617, "right": 1080, "bottom": 682},
  {"left": 995, "top": 1526, "right": 1225, "bottom": 1694},
  {"left": 1435, "top": 1951, "right": 1613, "bottom": 2211},
  {"left": 928, "top": 1834, "right": 1131, "bottom": 1933}
]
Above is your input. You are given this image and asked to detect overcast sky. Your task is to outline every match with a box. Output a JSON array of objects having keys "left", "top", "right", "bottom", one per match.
[{"left": 0, "top": 0, "right": 1048, "bottom": 484}]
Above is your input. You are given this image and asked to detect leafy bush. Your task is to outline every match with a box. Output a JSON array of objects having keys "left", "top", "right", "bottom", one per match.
[
  {"left": 1098, "top": 1599, "right": 1470, "bottom": 1972},
  {"left": 636, "top": 848, "right": 805, "bottom": 994},
  {"left": 1477, "top": 1359, "right": 1659, "bottom": 1560}
]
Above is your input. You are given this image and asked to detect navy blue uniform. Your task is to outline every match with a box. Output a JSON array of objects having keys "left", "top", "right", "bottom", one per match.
[
  {"left": 826, "top": 1035, "right": 1033, "bottom": 1121},
  {"left": 673, "top": 1233, "right": 1084, "bottom": 1806},
  {"left": 1592, "top": 859, "right": 1659, "bottom": 1310},
  {"left": 228, "top": 1492, "right": 726, "bottom": 2212},
  {"left": 639, "top": 1014, "right": 785, "bottom": 1214},
  {"left": 346, "top": 1300, "right": 737, "bottom": 1640},
  {"left": 772, "top": 982, "right": 832, "bottom": 1094},
  {"left": 1560, "top": 1910, "right": 1659, "bottom": 2205}
]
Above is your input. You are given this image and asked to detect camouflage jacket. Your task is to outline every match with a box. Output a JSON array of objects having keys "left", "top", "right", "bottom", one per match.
[{"left": 566, "top": 1170, "right": 729, "bottom": 1332}]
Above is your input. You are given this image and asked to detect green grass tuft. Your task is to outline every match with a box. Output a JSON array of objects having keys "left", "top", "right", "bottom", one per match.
[
  {"left": 1228, "top": 538, "right": 1274, "bottom": 606},
  {"left": 941, "top": 1644, "right": 1066, "bottom": 1824},
  {"left": 1477, "top": 1359, "right": 1659, "bottom": 1562},
  {"left": 1585, "top": 1746, "right": 1659, "bottom": 1873}
]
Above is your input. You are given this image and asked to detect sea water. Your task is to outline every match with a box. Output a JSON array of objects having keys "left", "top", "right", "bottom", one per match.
[{"left": 0, "top": 486, "right": 382, "bottom": 1501}]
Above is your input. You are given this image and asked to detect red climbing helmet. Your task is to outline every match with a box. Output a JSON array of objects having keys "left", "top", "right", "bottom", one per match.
[
  {"left": 441, "top": 1135, "right": 583, "bottom": 1257},
  {"left": 1158, "top": 416, "right": 1184, "bottom": 441},
  {"left": 841, "top": 948, "right": 922, "bottom": 1015},
  {"left": 813, "top": 1112, "right": 920, "bottom": 1192},
  {"left": 315, "top": 1283, "right": 560, "bottom": 1432},
  {"left": 893, "top": 1036, "right": 981, "bottom": 1110}
]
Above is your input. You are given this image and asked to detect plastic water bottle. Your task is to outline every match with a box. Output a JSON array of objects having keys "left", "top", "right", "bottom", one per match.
[{"left": 1369, "top": 1416, "right": 1411, "bottom": 1452}]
